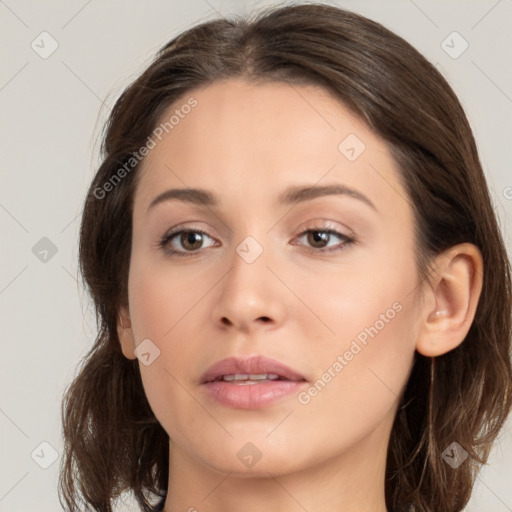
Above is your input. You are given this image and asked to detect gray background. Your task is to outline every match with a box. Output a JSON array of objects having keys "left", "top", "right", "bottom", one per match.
[{"left": 1, "top": 0, "right": 511, "bottom": 510}]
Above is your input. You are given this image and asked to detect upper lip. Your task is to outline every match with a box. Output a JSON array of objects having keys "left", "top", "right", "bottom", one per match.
[{"left": 200, "top": 355, "right": 307, "bottom": 384}]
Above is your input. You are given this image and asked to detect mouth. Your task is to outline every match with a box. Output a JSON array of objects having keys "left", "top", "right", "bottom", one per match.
[
  {"left": 200, "top": 355, "right": 308, "bottom": 409},
  {"left": 200, "top": 355, "right": 307, "bottom": 384}
]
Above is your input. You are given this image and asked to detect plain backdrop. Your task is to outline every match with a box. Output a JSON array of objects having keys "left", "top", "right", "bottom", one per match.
[{"left": 1, "top": 0, "right": 511, "bottom": 511}]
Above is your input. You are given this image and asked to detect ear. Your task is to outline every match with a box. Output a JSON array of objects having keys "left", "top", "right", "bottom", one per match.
[
  {"left": 416, "top": 243, "right": 483, "bottom": 357},
  {"left": 117, "top": 305, "right": 137, "bottom": 360}
]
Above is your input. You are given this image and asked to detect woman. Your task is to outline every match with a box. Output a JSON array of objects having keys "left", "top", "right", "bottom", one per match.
[{"left": 59, "top": 3, "right": 512, "bottom": 512}]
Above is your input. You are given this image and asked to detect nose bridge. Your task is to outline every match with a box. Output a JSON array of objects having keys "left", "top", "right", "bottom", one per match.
[
  {"left": 231, "top": 234, "right": 268, "bottom": 292},
  {"left": 212, "top": 233, "right": 286, "bottom": 331}
]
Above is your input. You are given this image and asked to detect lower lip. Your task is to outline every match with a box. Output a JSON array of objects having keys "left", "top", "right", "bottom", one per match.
[{"left": 202, "top": 380, "right": 307, "bottom": 409}]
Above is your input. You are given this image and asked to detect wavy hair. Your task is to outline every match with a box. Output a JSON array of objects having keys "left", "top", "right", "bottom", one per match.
[{"left": 59, "top": 3, "right": 512, "bottom": 511}]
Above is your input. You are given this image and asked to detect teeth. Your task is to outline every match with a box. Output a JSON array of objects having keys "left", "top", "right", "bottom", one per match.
[{"left": 221, "top": 373, "right": 280, "bottom": 382}]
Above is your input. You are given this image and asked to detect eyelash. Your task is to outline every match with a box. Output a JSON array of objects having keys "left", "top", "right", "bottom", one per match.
[{"left": 157, "top": 224, "right": 356, "bottom": 258}]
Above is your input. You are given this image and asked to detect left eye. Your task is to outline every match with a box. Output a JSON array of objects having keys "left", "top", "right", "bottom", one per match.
[{"left": 294, "top": 229, "right": 353, "bottom": 252}]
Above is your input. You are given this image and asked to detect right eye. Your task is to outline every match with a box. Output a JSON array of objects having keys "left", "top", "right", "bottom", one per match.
[{"left": 158, "top": 229, "right": 218, "bottom": 257}]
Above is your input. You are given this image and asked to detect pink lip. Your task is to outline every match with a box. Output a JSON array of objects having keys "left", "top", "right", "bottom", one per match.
[{"left": 200, "top": 355, "right": 308, "bottom": 409}]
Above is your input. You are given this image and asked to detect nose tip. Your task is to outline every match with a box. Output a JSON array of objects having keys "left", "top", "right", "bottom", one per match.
[{"left": 211, "top": 248, "right": 286, "bottom": 333}]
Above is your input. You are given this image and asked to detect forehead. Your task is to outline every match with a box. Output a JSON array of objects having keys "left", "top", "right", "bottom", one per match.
[{"left": 133, "top": 78, "right": 406, "bottom": 216}]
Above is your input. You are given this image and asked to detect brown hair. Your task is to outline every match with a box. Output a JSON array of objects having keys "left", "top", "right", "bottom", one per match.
[{"left": 59, "top": 3, "right": 512, "bottom": 512}]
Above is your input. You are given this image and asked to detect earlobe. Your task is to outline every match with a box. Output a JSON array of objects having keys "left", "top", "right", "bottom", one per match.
[
  {"left": 416, "top": 243, "right": 483, "bottom": 357},
  {"left": 117, "top": 306, "right": 137, "bottom": 360}
]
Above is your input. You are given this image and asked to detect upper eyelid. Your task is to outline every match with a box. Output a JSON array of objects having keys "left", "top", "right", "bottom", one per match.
[
  {"left": 162, "top": 222, "right": 349, "bottom": 239},
  {"left": 162, "top": 227, "right": 216, "bottom": 245},
  {"left": 163, "top": 218, "right": 351, "bottom": 236}
]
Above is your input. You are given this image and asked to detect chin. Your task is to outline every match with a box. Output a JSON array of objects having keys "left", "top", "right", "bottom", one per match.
[{"left": 191, "top": 439, "right": 313, "bottom": 478}]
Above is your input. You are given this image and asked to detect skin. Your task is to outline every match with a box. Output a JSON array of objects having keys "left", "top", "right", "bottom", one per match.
[{"left": 117, "top": 78, "right": 483, "bottom": 512}]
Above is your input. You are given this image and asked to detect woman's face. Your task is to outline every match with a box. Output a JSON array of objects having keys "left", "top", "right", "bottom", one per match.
[{"left": 120, "top": 78, "right": 425, "bottom": 477}]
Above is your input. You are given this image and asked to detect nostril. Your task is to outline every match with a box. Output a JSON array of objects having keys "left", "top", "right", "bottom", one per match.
[{"left": 219, "top": 316, "right": 271, "bottom": 327}]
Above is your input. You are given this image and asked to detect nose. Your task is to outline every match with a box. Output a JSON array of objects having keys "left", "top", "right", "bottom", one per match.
[{"left": 211, "top": 242, "right": 287, "bottom": 334}]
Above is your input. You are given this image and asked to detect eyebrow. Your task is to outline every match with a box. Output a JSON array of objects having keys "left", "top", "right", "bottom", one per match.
[
  {"left": 279, "top": 184, "right": 376, "bottom": 211},
  {"left": 147, "top": 184, "right": 376, "bottom": 212}
]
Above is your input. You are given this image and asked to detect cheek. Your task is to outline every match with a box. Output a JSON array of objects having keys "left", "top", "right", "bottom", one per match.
[
  {"left": 287, "top": 292, "right": 418, "bottom": 469},
  {"left": 292, "top": 243, "right": 419, "bottom": 410},
  {"left": 127, "top": 255, "right": 212, "bottom": 342},
  {"left": 294, "top": 238, "right": 418, "bottom": 350},
  {"left": 126, "top": 273, "right": 199, "bottom": 441},
  {"left": 126, "top": 257, "right": 215, "bottom": 428}
]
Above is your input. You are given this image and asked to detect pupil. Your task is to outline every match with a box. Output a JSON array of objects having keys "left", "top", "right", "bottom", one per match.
[
  {"left": 309, "top": 231, "right": 328, "bottom": 247},
  {"left": 182, "top": 231, "right": 202, "bottom": 250}
]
